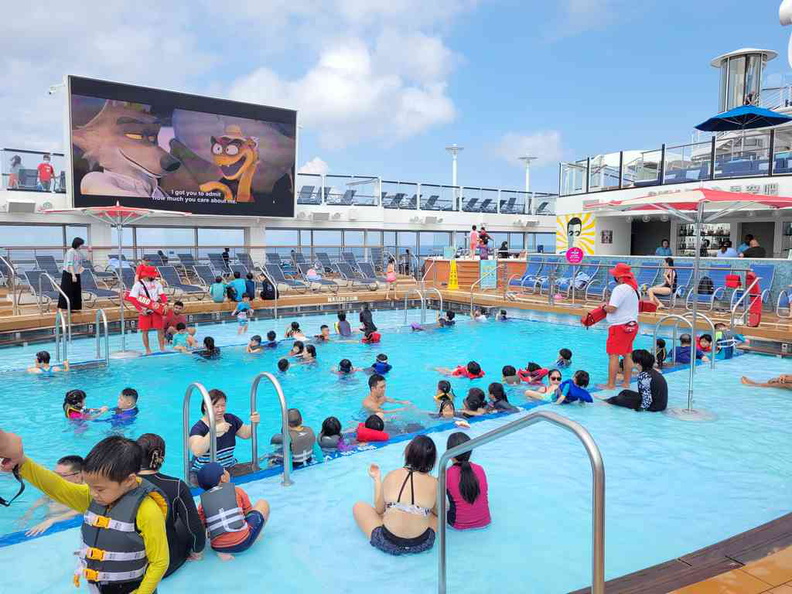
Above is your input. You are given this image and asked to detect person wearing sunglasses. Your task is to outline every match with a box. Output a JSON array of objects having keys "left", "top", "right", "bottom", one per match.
[
  {"left": 525, "top": 369, "right": 563, "bottom": 401},
  {"left": 20, "top": 455, "right": 84, "bottom": 536}
]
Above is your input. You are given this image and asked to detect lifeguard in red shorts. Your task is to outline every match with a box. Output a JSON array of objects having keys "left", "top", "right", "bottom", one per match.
[
  {"left": 600, "top": 263, "right": 640, "bottom": 390},
  {"left": 126, "top": 265, "right": 167, "bottom": 355}
]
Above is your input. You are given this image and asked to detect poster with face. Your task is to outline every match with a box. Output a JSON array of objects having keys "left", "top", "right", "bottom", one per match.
[
  {"left": 555, "top": 212, "right": 596, "bottom": 254},
  {"left": 68, "top": 76, "right": 296, "bottom": 217}
]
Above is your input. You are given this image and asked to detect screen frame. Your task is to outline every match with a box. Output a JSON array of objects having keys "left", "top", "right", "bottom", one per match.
[{"left": 67, "top": 75, "right": 297, "bottom": 218}]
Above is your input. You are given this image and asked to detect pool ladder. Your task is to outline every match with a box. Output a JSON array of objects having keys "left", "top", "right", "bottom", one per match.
[
  {"left": 436, "top": 411, "right": 605, "bottom": 594},
  {"left": 181, "top": 374, "right": 294, "bottom": 486},
  {"left": 404, "top": 286, "right": 443, "bottom": 324}
]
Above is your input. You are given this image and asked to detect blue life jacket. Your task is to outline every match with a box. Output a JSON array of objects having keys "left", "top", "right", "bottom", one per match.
[
  {"left": 372, "top": 361, "right": 392, "bottom": 374},
  {"left": 559, "top": 380, "right": 593, "bottom": 403}
]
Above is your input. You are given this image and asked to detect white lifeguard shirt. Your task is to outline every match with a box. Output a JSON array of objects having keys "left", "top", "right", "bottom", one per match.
[{"left": 606, "top": 283, "right": 639, "bottom": 326}]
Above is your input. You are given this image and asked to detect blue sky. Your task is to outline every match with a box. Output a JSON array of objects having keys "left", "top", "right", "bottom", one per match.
[{"left": 2, "top": 0, "right": 790, "bottom": 194}]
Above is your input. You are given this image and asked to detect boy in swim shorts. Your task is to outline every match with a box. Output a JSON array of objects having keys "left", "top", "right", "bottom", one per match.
[
  {"left": 197, "top": 462, "right": 270, "bottom": 560},
  {"left": 172, "top": 322, "right": 196, "bottom": 352},
  {"left": 233, "top": 294, "right": 252, "bottom": 335}
]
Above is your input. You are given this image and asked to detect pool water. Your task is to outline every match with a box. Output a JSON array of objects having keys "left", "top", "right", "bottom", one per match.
[{"left": 1, "top": 309, "right": 791, "bottom": 592}]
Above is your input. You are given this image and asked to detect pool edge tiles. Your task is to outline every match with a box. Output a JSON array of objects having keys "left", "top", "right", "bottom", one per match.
[{"left": 0, "top": 398, "right": 550, "bottom": 548}]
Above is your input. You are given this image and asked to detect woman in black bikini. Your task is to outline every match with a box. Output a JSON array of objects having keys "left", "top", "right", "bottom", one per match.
[
  {"left": 647, "top": 257, "right": 677, "bottom": 309},
  {"left": 352, "top": 435, "right": 438, "bottom": 555}
]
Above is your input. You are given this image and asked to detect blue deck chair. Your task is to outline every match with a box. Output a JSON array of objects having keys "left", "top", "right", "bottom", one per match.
[
  {"left": 730, "top": 263, "right": 776, "bottom": 311},
  {"left": 264, "top": 264, "right": 308, "bottom": 293},
  {"left": 565, "top": 259, "right": 601, "bottom": 295},
  {"left": 532, "top": 258, "right": 563, "bottom": 293},
  {"left": 237, "top": 252, "right": 263, "bottom": 275},
  {"left": 34, "top": 255, "right": 61, "bottom": 277},
  {"left": 334, "top": 262, "right": 377, "bottom": 290},
  {"left": 358, "top": 262, "right": 386, "bottom": 283},
  {"left": 297, "top": 263, "right": 339, "bottom": 293},
  {"left": 508, "top": 256, "right": 543, "bottom": 289},
  {"left": 207, "top": 253, "right": 231, "bottom": 276},
  {"left": 158, "top": 266, "right": 206, "bottom": 299},
  {"left": 193, "top": 265, "right": 217, "bottom": 288},
  {"left": 81, "top": 270, "right": 119, "bottom": 305},
  {"left": 22, "top": 270, "right": 60, "bottom": 308},
  {"left": 229, "top": 263, "right": 248, "bottom": 278},
  {"left": 315, "top": 252, "right": 335, "bottom": 274},
  {"left": 685, "top": 264, "right": 731, "bottom": 311}
]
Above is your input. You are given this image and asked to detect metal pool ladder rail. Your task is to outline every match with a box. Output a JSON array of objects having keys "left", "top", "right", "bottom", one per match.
[
  {"left": 249, "top": 372, "right": 293, "bottom": 486},
  {"left": 182, "top": 382, "right": 217, "bottom": 481},
  {"left": 404, "top": 287, "right": 426, "bottom": 324},
  {"left": 95, "top": 308, "right": 109, "bottom": 364},
  {"left": 437, "top": 410, "right": 605, "bottom": 594}
]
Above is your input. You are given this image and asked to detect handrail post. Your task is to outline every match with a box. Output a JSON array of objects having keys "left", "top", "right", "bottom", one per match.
[
  {"left": 182, "top": 382, "right": 217, "bottom": 482},
  {"left": 54, "top": 310, "right": 64, "bottom": 361},
  {"left": 43, "top": 272, "right": 72, "bottom": 344},
  {"left": 729, "top": 274, "right": 761, "bottom": 330},
  {"left": 653, "top": 314, "right": 696, "bottom": 410},
  {"left": 423, "top": 287, "right": 443, "bottom": 319},
  {"left": 249, "top": 372, "right": 293, "bottom": 486},
  {"left": 436, "top": 410, "right": 605, "bottom": 594},
  {"left": 404, "top": 288, "right": 425, "bottom": 324},
  {"left": 0, "top": 256, "right": 18, "bottom": 316},
  {"left": 95, "top": 308, "right": 109, "bottom": 364},
  {"left": 683, "top": 311, "right": 716, "bottom": 370}
]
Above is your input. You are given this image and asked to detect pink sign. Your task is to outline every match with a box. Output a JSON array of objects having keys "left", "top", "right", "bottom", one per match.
[{"left": 566, "top": 247, "right": 584, "bottom": 264}]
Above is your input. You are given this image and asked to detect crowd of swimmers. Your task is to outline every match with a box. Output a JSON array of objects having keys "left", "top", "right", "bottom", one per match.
[{"left": 6, "top": 300, "right": 791, "bottom": 591}]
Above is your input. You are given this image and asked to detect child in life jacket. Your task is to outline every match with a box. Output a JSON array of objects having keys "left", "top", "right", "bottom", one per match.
[
  {"left": 517, "top": 362, "right": 548, "bottom": 384},
  {"left": 556, "top": 370, "right": 593, "bottom": 404},
  {"left": 436, "top": 361, "right": 485, "bottom": 379},
  {"left": 197, "top": 462, "right": 270, "bottom": 561},
  {"left": 356, "top": 414, "right": 390, "bottom": 443},
  {"left": 6, "top": 434, "right": 170, "bottom": 593},
  {"left": 370, "top": 353, "right": 392, "bottom": 374},
  {"left": 62, "top": 389, "right": 108, "bottom": 421},
  {"left": 434, "top": 380, "right": 456, "bottom": 403}
]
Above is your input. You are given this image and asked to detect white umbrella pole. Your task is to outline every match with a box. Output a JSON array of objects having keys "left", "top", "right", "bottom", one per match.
[
  {"left": 118, "top": 222, "right": 126, "bottom": 351},
  {"left": 687, "top": 201, "right": 704, "bottom": 411}
]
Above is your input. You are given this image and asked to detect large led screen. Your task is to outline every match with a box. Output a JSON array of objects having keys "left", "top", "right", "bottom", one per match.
[{"left": 68, "top": 76, "right": 296, "bottom": 217}]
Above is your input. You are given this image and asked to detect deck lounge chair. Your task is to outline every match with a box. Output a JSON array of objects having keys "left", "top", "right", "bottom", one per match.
[
  {"left": 34, "top": 255, "right": 61, "bottom": 277},
  {"left": 462, "top": 198, "right": 479, "bottom": 212},
  {"left": 158, "top": 266, "right": 206, "bottom": 299},
  {"left": 22, "top": 270, "right": 60, "bottom": 308},
  {"left": 296, "top": 185, "right": 317, "bottom": 204},
  {"left": 193, "top": 265, "right": 217, "bottom": 288},
  {"left": 423, "top": 195, "right": 440, "bottom": 210},
  {"left": 81, "top": 270, "right": 119, "bottom": 305},
  {"left": 685, "top": 264, "right": 732, "bottom": 311},
  {"left": 264, "top": 264, "right": 308, "bottom": 293},
  {"left": 500, "top": 197, "right": 517, "bottom": 214},
  {"left": 207, "top": 253, "right": 231, "bottom": 276},
  {"left": 315, "top": 252, "right": 335, "bottom": 274},
  {"left": 508, "top": 256, "right": 543, "bottom": 290},
  {"left": 297, "top": 263, "right": 339, "bottom": 293},
  {"left": 358, "top": 262, "right": 386, "bottom": 283},
  {"left": 334, "top": 262, "right": 378, "bottom": 290},
  {"left": 383, "top": 193, "right": 406, "bottom": 209}
]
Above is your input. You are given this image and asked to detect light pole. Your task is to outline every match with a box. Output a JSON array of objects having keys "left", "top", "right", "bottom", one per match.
[
  {"left": 445, "top": 144, "right": 464, "bottom": 209},
  {"left": 519, "top": 156, "right": 537, "bottom": 214}
]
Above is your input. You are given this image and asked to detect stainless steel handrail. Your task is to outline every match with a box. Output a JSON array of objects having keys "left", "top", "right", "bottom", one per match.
[
  {"left": 729, "top": 275, "right": 762, "bottom": 329},
  {"left": 469, "top": 262, "right": 503, "bottom": 315},
  {"left": 182, "top": 382, "right": 217, "bottom": 481},
  {"left": 653, "top": 314, "right": 696, "bottom": 411},
  {"left": 681, "top": 311, "right": 715, "bottom": 370},
  {"left": 437, "top": 410, "right": 605, "bottom": 594},
  {"left": 404, "top": 287, "right": 426, "bottom": 324},
  {"left": 41, "top": 272, "right": 72, "bottom": 344},
  {"left": 421, "top": 258, "right": 438, "bottom": 283},
  {"left": 0, "top": 255, "right": 19, "bottom": 316},
  {"left": 260, "top": 266, "right": 280, "bottom": 319},
  {"left": 95, "top": 308, "right": 109, "bottom": 364},
  {"left": 422, "top": 287, "right": 443, "bottom": 323},
  {"left": 54, "top": 310, "right": 68, "bottom": 361},
  {"left": 249, "top": 372, "right": 293, "bottom": 486}
]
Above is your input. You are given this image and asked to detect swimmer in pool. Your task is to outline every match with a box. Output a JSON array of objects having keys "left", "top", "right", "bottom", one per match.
[
  {"left": 20, "top": 455, "right": 83, "bottom": 536},
  {"left": 315, "top": 325, "right": 331, "bottom": 342},
  {"left": 277, "top": 358, "right": 290, "bottom": 373},
  {"left": 285, "top": 321, "right": 306, "bottom": 340},
  {"left": 501, "top": 365, "right": 521, "bottom": 386},
  {"left": 247, "top": 335, "right": 263, "bottom": 353},
  {"left": 62, "top": 389, "right": 108, "bottom": 421},
  {"left": 362, "top": 374, "right": 411, "bottom": 415},
  {"left": 434, "top": 380, "right": 456, "bottom": 403},
  {"left": 107, "top": 388, "right": 140, "bottom": 424},
  {"left": 740, "top": 374, "right": 792, "bottom": 389},
  {"left": 525, "top": 369, "right": 563, "bottom": 401},
  {"left": 263, "top": 331, "right": 278, "bottom": 349},
  {"left": 27, "top": 351, "right": 69, "bottom": 374},
  {"left": 333, "top": 359, "right": 363, "bottom": 376},
  {"left": 290, "top": 340, "right": 305, "bottom": 357},
  {"left": 460, "top": 388, "right": 488, "bottom": 418}
]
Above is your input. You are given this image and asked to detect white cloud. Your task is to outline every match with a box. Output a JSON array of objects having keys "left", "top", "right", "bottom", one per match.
[
  {"left": 0, "top": 0, "right": 472, "bottom": 151},
  {"left": 495, "top": 131, "right": 564, "bottom": 168},
  {"left": 299, "top": 157, "right": 330, "bottom": 176},
  {"left": 549, "top": 0, "right": 621, "bottom": 40},
  {"left": 229, "top": 39, "right": 457, "bottom": 148}
]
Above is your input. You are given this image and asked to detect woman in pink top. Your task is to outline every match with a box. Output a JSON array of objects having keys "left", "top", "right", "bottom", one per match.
[{"left": 445, "top": 432, "right": 490, "bottom": 530}]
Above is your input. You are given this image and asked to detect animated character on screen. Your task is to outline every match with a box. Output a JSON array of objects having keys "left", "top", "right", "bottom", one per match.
[
  {"left": 199, "top": 125, "right": 260, "bottom": 202},
  {"left": 72, "top": 100, "right": 181, "bottom": 198}
]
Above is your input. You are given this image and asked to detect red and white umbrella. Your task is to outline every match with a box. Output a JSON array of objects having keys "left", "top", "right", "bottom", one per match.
[{"left": 44, "top": 202, "right": 189, "bottom": 356}]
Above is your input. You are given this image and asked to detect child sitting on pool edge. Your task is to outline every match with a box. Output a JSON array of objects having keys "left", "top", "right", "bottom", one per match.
[
  {"left": 27, "top": 351, "right": 69, "bottom": 374},
  {"left": 197, "top": 462, "right": 270, "bottom": 561},
  {"left": 172, "top": 322, "right": 197, "bottom": 352}
]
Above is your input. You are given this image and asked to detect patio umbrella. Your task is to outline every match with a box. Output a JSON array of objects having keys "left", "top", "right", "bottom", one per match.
[
  {"left": 694, "top": 105, "right": 792, "bottom": 131},
  {"left": 585, "top": 188, "right": 792, "bottom": 419},
  {"left": 45, "top": 203, "right": 189, "bottom": 358}
]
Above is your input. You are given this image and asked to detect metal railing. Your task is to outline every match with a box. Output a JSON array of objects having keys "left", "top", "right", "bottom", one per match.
[
  {"left": 404, "top": 287, "right": 426, "bottom": 324},
  {"left": 729, "top": 274, "right": 762, "bottom": 329},
  {"left": 681, "top": 312, "right": 716, "bottom": 370},
  {"left": 249, "top": 372, "right": 293, "bottom": 486},
  {"left": 0, "top": 255, "right": 19, "bottom": 316},
  {"left": 422, "top": 287, "right": 444, "bottom": 319},
  {"left": 260, "top": 266, "right": 280, "bottom": 320},
  {"left": 469, "top": 262, "right": 506, "bottom": 315},
  {"left": 95, "top": 308, "right": 109, "bottom": 364},
  {"left": 653, "top": 314, "right": 696, "bottom": 411},
  {"left": 54, "top": 309, "right": 68, "bottom": 361},
  {"left": 41, "top": 272, "right": 72, "bottom": 344},
  {"left": 182, "top": 382, "right": 217, "bottom": 481},
  {"left": 436, "top": 410, "right": 605, "bottom": 594}
]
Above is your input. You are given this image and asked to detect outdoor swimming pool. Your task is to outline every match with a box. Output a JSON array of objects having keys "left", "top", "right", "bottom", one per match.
[{"left": 0, "top": 308, "right": 790, "bottom": 592}]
